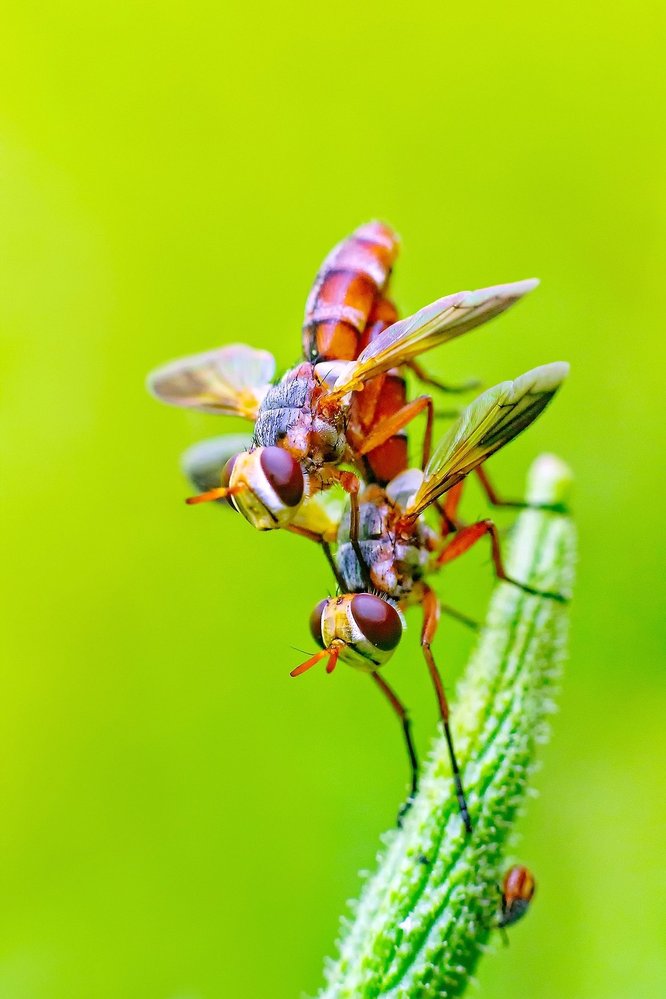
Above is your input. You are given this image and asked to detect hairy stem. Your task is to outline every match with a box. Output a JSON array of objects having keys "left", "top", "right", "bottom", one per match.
[{"left": 319, "top": 454, "right": 575, "bottom": 998}]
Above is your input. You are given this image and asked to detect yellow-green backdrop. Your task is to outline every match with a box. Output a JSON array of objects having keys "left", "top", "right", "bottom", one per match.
[{"left": 1, "top": 3, "right": 664, "bottom": 997}]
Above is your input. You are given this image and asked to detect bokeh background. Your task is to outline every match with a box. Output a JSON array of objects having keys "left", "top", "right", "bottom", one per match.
[{"left": 1, "top": 3, "right": 664, "bottom": 997}]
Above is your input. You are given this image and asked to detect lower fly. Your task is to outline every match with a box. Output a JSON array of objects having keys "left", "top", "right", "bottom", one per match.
[{"left": 292, "top": 364, "right": 569, "bottom": 832}]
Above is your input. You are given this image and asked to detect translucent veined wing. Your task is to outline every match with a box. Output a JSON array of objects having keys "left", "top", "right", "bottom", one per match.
[
  {"left": 325, "top": 279, "right": 538, "bottom": 401},
  {"left": 181, "top": 434, "right": 253, "bottom": 494},
  {"left": 147, "top": 343, "right": 275, "bottom": 417},
  {"left": 403, "top": 362, "right": 569, "bottom": 519}
]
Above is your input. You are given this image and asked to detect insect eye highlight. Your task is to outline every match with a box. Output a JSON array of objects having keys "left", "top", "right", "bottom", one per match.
[
  {"left": 259, "top": 447, "right": 304, "bottom": 507},
  {"left": 350, "top": 594, "right": 402, "bottom": 652}
]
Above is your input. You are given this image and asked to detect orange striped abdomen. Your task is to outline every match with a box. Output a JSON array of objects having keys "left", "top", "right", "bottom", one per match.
[{"left": 302, "top": 221, "right": 399, "bottom": 362}]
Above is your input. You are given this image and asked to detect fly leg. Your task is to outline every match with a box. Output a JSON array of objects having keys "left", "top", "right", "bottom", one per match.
[
  {"left": 406, "top": 359, "right": 480, "bottom": 394},
  {"left": 326, "top": 469, "right": 372, "bottom": 590},
  {"left": 371, "top": 672, "right": 419, "bottom": 826},
  {"left": 430, "top": 485, "right": 480, "bottom": 631},
  {"left": 420, "top": 585, "right": 472, "bottom": 835},
  {"left": 475, "top": 466, "right": 568, "bottom": 513},
  {"left": 496, "top": 888, "right": 511, "bottom": 945},
  {"left": 434, "top": 480, "right": 466, "bottom": 536},
  {"left": 436, "top": 519, "right": 568, "bottom": 602},
  {"left": 320, "top": 540, "right": 346, "bottom": 593},
  {"left": 357, "top": 395, "right": 434, "bottom": 468},
  {"left": 439, "top": 604, "right": 480, "bottom": 631},
  {"left": 286, "top": 523, "right": 346, "bottom": 592}
]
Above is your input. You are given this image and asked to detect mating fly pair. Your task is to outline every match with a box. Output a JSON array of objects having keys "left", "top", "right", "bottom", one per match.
[
  {"left": 148, "top": 222, "right": 568, "bottom": 834},
  {"left": 149, "top": 222, "right": 538, "bottom": 569}
]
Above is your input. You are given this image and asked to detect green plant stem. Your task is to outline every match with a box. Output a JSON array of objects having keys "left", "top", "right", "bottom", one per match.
[{"left": 319, "top": 454, "right": 576, "bottom": 999}]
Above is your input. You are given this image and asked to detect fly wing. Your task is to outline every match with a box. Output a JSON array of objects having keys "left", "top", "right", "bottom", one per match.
[
  {"left": 147, "top": 343, "right": 276, "bottom": 418},
  {"left": 181, "top": 434, "right": 253, "bottom": 494},
  {"left": 403, "top": 362, "right": 569, "bottom": 518},
  {"left": 324, "top": 279, "right": 538, "bottom": 400}
]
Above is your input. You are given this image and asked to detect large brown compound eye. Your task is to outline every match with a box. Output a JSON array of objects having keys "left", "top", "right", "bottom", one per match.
[
  {"left": 350, "top": 594, "right": 402, "bottom": 651},
  {"left": 309, "top": 599, "right": 328, "bottom": 648},
  {"left": 259, "top": 447, "right": 304, "bottom": 507}
]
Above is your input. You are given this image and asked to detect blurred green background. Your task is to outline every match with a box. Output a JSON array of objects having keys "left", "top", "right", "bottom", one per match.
[{"left": 1, "top": 2, "right": 664, "bottom": 997}]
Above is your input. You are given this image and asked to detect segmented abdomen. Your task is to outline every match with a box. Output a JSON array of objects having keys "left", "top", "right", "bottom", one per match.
[{"left": 302, "top": 221, "right": 399, "bottom": 362}]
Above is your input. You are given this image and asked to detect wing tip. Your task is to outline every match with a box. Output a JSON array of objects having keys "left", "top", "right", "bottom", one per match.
[
  {"left": 522, "top": 360, "right": 570, "bottom": 393},
  {"left": 516, "top": 277, "right": 540, "bottom": 293},
  {"left": 458, "top": 277, "right": 540, "bottom": 309},
  {"left": 490, "top": 276, "right": 540, "bottom": 299},
  {"left": 145, "top": 357, "right": 195, "bottom": 406},
  {"left": 145, "top": 366, "right": 169, "bottom": 403},
  {"left": 540, "top": 359, "right": 570, "bottom": 385}
]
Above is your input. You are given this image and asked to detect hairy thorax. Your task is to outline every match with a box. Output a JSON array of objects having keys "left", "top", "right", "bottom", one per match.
[
  {"left": 253, "top": 363, "right": 347, "bottom": 466},
  {"left": 337, "top": 486, "right": 434, "bottom": 598}
]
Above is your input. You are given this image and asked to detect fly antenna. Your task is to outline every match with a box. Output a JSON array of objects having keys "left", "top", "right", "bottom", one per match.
[
  {"left": 185, "top": 484, "right": 242, "bottom": 505},
  {"left": 325, "top": 647, "right": 340, "bottom": 674},
  {"left": 290, "top": 645, "right": 339, "bottom": 678}
]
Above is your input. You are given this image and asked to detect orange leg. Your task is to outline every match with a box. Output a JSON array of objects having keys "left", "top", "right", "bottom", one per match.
[
  {"left": 437, "top": 519, "right": 567, "bottom": 602},
  {"left": 407, "top": 359, "right": 480, "bottom": 395},
  {"left": 444, "top": 480, "right": 465, "bottom": 522},
  {"left": 358, "top": 395, "right": 434, "bottom": 469},
  {"left": 371, "top": 672, "right": 419, "bottom": 824},
  {"left": 420, "top": 586, "right": 472, "bottom": 834},
  {"left": 433, "top": 479, "right": 466, "bottom": 536},
  {"left": 476, "top": 466, "right": 567, "bottom": 513}
]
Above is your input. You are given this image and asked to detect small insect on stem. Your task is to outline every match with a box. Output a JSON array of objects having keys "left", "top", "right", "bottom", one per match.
[{"left": 497, "top": 865, "right": 536, "bottom": 944}]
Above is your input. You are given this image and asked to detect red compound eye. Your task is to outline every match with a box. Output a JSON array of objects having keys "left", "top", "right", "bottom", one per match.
[
  {"left": 309, "top": 599, "right": 328, "bottom": 648},
  {"left": 259, "top": 447, "right": 304, "bottom": 507},
  {"left": 350, "top": 594, "right": 402, "bottom": 651}
]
